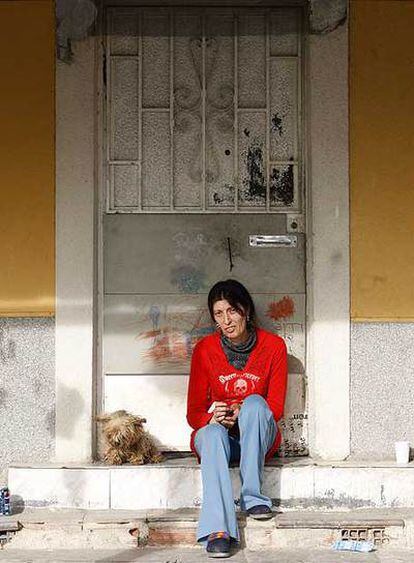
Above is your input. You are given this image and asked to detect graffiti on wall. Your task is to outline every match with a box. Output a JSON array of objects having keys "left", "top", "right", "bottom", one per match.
[{"left": 136, "top": 305, "right": 214, "bottom": 369}]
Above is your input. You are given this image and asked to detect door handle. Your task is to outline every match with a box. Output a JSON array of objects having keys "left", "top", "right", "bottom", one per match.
[{"left": 249, "top": 235, "right": 297, "bottom": 248}]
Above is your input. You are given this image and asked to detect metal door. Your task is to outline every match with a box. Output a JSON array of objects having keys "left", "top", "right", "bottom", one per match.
[{"left": 102, "top": 6, "right": 307, "bottom": 456}]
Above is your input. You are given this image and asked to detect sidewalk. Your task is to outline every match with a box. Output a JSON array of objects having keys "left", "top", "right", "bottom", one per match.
[{"left": 0, "top": 546, "right": 413, "bottom": 562}]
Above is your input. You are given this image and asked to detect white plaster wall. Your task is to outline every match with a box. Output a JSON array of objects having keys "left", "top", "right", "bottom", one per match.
[
  {"left": 307, "top": 23, "right": 350, "bottom": 459},
  {"left": 55, "top": 38, "right": 96, "bottom": 462}
]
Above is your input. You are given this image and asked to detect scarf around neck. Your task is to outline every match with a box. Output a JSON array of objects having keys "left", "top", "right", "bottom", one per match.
[{"left": 220, "top": 327, "right": 257, "bottom": 370}]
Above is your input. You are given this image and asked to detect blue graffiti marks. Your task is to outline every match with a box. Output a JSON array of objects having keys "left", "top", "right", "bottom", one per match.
[{"left": 170, "top": 265, "right": 206, "bottom": 294}]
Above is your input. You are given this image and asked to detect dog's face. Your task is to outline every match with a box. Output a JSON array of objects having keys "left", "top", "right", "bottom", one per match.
[{"left": 97, "top": 411, "right": 147, "bottom": 448}]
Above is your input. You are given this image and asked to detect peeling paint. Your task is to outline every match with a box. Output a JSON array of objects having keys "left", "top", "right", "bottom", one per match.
[
  {"left": 271, "top": 113, "right": 283, "bottom": 137},
  {"left": 56, "top": 0, "right": 97, "bottom": 63},
  {"left": 308, "top": 0, "right": 347, "bottom": 35},
  {"left": 243, "top": 144, "right": 266, "bottom": 201},
  {"left": 213, "top": 183, "right": 234, "bottom": 206},
  {"left": 270, "top": 165, "right": 294, "bottom": 207}
]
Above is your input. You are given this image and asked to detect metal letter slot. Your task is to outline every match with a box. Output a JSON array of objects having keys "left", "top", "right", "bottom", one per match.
[{"left": 249, "top": 235, "right": 297, "bottom": 248}]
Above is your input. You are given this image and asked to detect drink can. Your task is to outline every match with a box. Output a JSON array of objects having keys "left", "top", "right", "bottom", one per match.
[{"left": 0, "top": 487, "right": 10, "bottom": 516}]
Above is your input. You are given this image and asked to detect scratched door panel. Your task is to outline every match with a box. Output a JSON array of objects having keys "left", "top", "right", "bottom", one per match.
[
  {"left": 104, "top": 214, "right": 305, "bottom": 295},
  {"left": 104, "top": 293, "right": 304, "bottom": 375}
]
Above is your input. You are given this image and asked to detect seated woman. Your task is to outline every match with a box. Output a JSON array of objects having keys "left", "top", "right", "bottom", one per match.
[{"left": 186, "top": 279, "right": 287, "bottom": 558}]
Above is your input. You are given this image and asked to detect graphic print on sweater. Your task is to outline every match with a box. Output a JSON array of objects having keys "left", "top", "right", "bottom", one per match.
[{"left": 218, "top": 372, "right": 260, "bottom": 396}]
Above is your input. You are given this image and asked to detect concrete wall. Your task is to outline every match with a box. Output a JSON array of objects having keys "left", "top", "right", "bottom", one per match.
[
  {"left": 55, "top": 37, "right": 97, "bottom": 463},
  {"left": 0, "top": 319, "right": 55, "bottom": 484},
  {"left": 350, "top": 323, "right": 414, "bottom": 459},
  {"left": 307, "top": 22, "right": 349, "bottom": 460}
]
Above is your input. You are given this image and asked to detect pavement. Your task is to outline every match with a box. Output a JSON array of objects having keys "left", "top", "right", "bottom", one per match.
[{"left": 0, "top": 547, "right": 414, "bottom": 562}]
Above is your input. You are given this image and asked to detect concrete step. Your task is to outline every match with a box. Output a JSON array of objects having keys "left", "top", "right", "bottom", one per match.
[
  {"left": 8, "top": 457, "right": 414, "bottom": 510},
  {"left": 0, "top": 508, "right": 413, "bottom": 553}
]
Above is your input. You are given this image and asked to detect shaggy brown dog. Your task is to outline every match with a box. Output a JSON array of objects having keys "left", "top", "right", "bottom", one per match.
[{"left": 96, "top": 410, "right": 163, "bottom": 465}]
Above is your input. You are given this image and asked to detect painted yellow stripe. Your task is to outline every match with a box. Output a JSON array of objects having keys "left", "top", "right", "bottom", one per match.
[
  {"left": 350, "top": 1, "right": 414, "bottom": 320},
  {"left": 0, "top": 1, "right": 55, "bottom": 317}
]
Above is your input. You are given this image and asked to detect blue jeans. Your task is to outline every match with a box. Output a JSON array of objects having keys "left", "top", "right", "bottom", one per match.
[{"left": 194, "top": 394, "right": 277, "bottom": 545}]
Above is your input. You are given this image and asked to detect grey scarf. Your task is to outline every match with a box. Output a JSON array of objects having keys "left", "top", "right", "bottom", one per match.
[{"left": 221, "top": 328, "right": 257, "bottom": 370}]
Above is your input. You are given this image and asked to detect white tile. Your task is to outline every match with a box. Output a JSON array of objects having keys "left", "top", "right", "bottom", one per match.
[
  {"left": 8, "top": 468, "right": 110, "bottom": 509},
  {"left": 278, "top": 466, "right": 315, "bottom": 501},
  {"left": 110, "top": 467, "right": 202, "bottom": 510}
]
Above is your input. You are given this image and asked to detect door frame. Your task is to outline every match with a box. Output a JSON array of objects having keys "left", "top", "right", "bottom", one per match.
[{"left": 54, "top": 2, "right": 349, "bottom": 462}]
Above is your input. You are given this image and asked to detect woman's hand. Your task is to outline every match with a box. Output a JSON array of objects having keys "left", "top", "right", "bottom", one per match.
[
  {"left": 221, "top": 403, "right": 241, "bottom": 429},
  {"left": 209, "top": 402, "right": 241, "bottom": 429},
  {"left": 209, "top": 402, "right": 230, "bottom": 425}
]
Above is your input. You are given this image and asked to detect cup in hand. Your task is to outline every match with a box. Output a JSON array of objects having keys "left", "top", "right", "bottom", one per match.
[{"left": 395, "top": 441, "right": 410, "bottom": 464}]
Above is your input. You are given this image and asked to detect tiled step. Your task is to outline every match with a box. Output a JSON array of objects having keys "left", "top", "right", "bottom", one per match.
[
  {"left": 8, "top": 457, "right": 414, "bottom": 510},
  {"left": 0, "top": 508, "right": 412, "bottom": 552}
]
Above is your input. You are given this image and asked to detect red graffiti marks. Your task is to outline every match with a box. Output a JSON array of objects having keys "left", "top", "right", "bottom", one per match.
[
  {"left": 135, "top": 307, "right": 215, "bottom": 368},
  {"left": 266, "top": 296, "right": 295, "bottom": 321}
]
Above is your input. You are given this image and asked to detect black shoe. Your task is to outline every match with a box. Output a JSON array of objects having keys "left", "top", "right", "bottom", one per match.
[
  {"left": 206, "top": 532, "right": 231, "bottom": 558},
  {"left": 246, "top": 504, "right": 273, "bottom": 520}
]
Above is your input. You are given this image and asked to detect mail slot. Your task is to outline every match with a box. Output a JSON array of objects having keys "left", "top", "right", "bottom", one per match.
[{"left": 249, "top": 235, "right": 297, "bottom": 248}]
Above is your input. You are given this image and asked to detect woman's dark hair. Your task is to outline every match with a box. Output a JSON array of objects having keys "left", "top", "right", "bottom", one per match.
[{"left": 207, "top": 279, "right": 256, "bottom": 324}]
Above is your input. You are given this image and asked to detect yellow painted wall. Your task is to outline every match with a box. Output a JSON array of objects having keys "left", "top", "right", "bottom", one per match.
[
  {"left": 350, "top": 0, "right": 414, "bottom": 321},
  {"left": 0, "top": 1, "right": 55, "bottom": 316}
]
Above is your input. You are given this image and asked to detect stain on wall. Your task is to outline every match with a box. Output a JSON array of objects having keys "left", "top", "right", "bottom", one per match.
[{"left": 266, "top": 296, "right": 296, "bottom": 321}]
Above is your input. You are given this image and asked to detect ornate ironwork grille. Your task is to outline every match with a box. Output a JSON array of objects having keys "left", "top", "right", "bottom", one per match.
[{"left": 105, "top": 7, "right": 303, "bottom": 213}]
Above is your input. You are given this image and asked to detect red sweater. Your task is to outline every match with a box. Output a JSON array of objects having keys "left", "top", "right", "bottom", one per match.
[{"left": 186, "top": 328, "right": 287, "bottom": 463}]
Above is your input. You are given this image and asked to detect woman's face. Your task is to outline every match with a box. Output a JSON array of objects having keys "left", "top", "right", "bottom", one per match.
[{"left": 212, "top": 299, "right": 248, "bottom": 344}]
